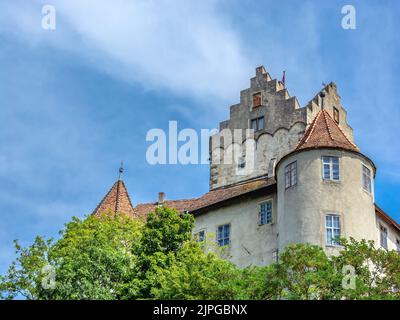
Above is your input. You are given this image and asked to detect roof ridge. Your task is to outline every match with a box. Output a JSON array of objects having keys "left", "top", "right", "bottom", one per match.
[
  {"left": 92, "top": 180, "right": 118, "bottom": 216},
  {"left": 322, "top": 110, "right": 334, "bottom": 141},
  {"left": 294, "top": 109, "right": 359, "bottom": 153},
  {"left": 114, "top": 180, "right": 121, "bottom": 216},
  {"left": 294, "top": 110, "right": 322, "bottom": 150},
  {"left": 323, "top": 109, "right": 359, "bottom": 149},
  {"left": 92, "top": 179, "right": 135, "bottom": 217}
]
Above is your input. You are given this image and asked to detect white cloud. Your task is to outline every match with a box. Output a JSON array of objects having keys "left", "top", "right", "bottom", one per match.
[{"left": 1, "top": 0, "right": 252, "bottom": 105}]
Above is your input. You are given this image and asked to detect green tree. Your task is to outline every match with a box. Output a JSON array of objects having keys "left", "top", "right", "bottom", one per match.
[
  {"left": 331, "top": 238, "right": 400, "bottom": 300},
  {"left": 0, "top": 207, "right": 211, "bottom": 300},
  {"left": 0, "top": 212, "right": 143, "bottom": 300},
  {"left": 262, "top": 244, "right": 340, "bottom": 300},
  {"left": 150, "top": 241, "right": 246, "bottom": 299},
  {"left": 2, "top": 208, "right": 400, "bottom": 300}
]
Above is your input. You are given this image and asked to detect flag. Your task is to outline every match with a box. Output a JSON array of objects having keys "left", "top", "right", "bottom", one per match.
[{"left": 281, "top": 71, "right": 286, "bottom": 87}]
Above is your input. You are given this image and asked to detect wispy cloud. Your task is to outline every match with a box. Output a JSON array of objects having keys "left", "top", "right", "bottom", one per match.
[{"left": 1, "top": 0, "right": 253, "bottom": 105}]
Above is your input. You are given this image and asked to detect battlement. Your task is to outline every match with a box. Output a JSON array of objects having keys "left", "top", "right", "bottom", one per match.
[{"left": 209, "top": 65, "right": 356, "bottom": 190}]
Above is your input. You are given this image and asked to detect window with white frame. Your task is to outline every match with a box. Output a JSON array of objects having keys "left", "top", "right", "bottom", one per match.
[
  {"left": 194, "top": 230, "right": 205, "bottom": 242},
  {"left": 322, "top": 156, "right": 340, "bottom": 181},
  {"left": 217, "top": 224, "right": 230, "bottom": 247},
  {"left": 380, "top": 225, "right": 388, "bottom": 249},
  {"left": 285, "top": 161, "right": 297, "bottom": 189},
  {"left": 259, "top": 201, "right": 273, "bottom": 225},
  {"left": 362, "top": 165, "right": 372, "bottom": 193},
  {"left": 325, "top": 215, "right": 341, "bottom": 246}
]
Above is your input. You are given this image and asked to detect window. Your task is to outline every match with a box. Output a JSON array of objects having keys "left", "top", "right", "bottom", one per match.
[
  {"left": 217, "top": 224, "right": 230, "bottom": 247},
  {"left": 259, "top": 201, "right": 273, "bottom": 225},
  {"left": 333, "top": 107, "right": 340, "bottom": 124},
  {"left": 194, "top": 230, "right": 205, "bottom": 242},
  {"left": 250, "top": 116, "right": 264, "bottom": 132},
  {"left": 397, "top": 239, "right": 400, "bottom": 253},
  {"left": 285, "top": 161, "right": 297, "bottom": 189},
  {"left": 362, "top": 165, "right": 372, "bottom": 193},
  {"left": 253, "top": 92, "right": 262, "bottom": 107},
  {"left": 238, "top": 155, "right": 246, "bottom": 169},
  {"left": 325, "top": 215, "right": 341, "bottom": 246},
  {"left": 272, "top": 249, "right": 279, "bottom": 263},
  {"left": 322, "top": 156, "right": 340, "bottom": 181},
  {"left": 380, "top": 225, "right": 388, "bottom": 249}
]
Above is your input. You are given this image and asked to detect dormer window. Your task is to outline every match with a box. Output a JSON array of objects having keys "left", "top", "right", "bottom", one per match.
[
  {"left": 251, "top": 116, "right": 264, "bottom": 132},
  {"left": 333, "top": 107, "right": 340, "bottom": 124},
  {"left": 252, "top": 92, "right": 262, "bottom": 108}
]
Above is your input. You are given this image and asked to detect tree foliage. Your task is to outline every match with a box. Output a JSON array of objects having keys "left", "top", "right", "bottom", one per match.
[{"left": 1, "top": 207, "right": 399, "bottom": 300}]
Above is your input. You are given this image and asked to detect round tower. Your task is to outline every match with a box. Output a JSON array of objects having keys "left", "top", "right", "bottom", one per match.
[{"left": 275, "top": 110, "right": 377, "bottom": 254}]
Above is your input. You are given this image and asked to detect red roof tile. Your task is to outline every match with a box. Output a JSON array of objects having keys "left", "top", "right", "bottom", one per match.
[
  {"left": 190, "top": 178, "right": 275, "bottom": 212},
  {"left": 132, "top": 199, "right": 198, "bottom": 218},
  {"left": 92, "top": 179, "right": 136, "bottom": 218},
  {"left": 295, "top": 110, "right": 359, "bottom": 153},
  {"left": 132, "top": 177, "right": 276, "bottom": 217}
]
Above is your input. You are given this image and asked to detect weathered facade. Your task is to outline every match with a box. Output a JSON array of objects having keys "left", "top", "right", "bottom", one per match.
[{"left": 94, "top": 66, "right": 400, "bottom": 268}]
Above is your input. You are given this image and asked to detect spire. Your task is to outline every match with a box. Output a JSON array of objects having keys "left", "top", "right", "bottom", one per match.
[
  {"left": 92, "top": 164, "right": 135, "bottom": 218},
  {"left": 118, "top": 161, "right": 124, "bottom": 180},
  {"left": 295, "top": 110, "right": 359, "bottom": 153}
]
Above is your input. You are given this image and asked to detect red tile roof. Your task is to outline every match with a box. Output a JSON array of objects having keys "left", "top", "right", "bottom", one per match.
[
  {"left": 295, "top": 109, "right": 359, "bottom": 153},
  {"left": 92, "top": 179, "right": 136, "bottom": 218},
  {"left": 132, "top": 199, "right": 198, "bottom": 218},
  {"left": 132, "top": 177, "right": 276, "bottom": 217},
  {"left": 190, "top": 177, "right": 275, "bottom": 212}
]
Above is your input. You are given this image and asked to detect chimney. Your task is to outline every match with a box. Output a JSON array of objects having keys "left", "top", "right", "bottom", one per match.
[{"left": 158, "top": 192, "right": 165, "bottom": 205}]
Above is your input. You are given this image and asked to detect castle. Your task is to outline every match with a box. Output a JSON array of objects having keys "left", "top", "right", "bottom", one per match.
[{"left": 92, "top": 66, "right": 400, "bottom": 267}]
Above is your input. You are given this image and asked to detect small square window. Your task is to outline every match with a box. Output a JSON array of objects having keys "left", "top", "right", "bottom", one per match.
[
  {"left": 194, "top": 230, "right": 205, "bottom": 242},
  {"left": 333, "top": 107, "right": 340, "bottom": 124},
  {"left": 259, "top": 201, "right": 273, "bottom": 225},
  {"left": 253, "top": 92, "right": 262, "bottom": 108},
  {"left": 217, "top": 224, "right": 230, "bottom": 247}
]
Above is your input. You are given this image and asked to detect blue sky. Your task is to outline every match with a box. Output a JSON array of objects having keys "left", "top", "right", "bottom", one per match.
[{"left": 0, "top": 0, "right": 399, "bottom": 275}]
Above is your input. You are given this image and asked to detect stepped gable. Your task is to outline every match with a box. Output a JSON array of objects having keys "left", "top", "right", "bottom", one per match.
[
  {"left": 295, "top": 109, "right": 359, "bottom": 153},
  {"left": 92, "top": 179, "right": 135, "bottom": 218}
]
